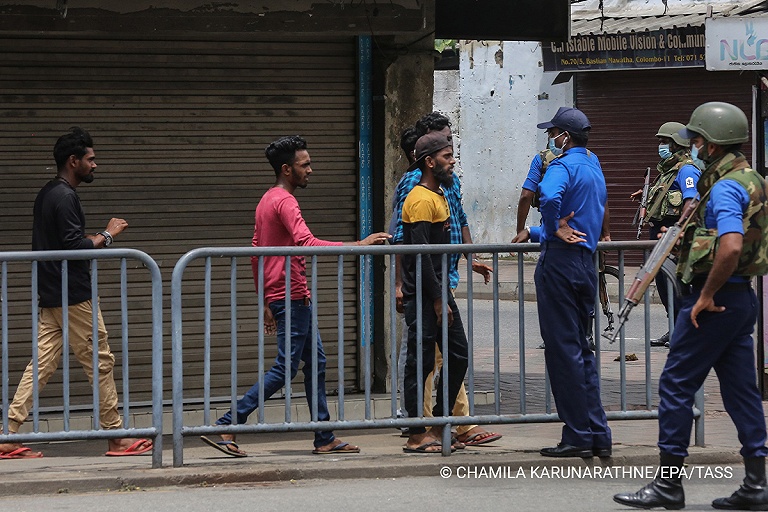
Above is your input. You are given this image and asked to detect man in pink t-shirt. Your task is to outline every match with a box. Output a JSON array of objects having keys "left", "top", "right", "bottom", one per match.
[{"left": 202, "top": 136, "right": 389, "bottom": 457}]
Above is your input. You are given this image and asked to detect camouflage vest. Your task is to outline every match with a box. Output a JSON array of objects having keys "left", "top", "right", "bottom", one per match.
[
  {"left": 677, "top": 152, "right": 768, "bottom": 284},
  {"left": 531, "top": 149, "right": 558, "bottom": 209},
  {"left": 644, "top": 151, "right": 694, "bottom": 222}
]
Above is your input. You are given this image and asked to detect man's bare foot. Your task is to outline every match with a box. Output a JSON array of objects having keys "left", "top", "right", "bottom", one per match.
[
  {"left": 404, "top": 431, "right": 443, "bottom": 453},
  {"left": 456, "top": 426, "right": 503, "bottom": 446},
  {"left": 418, "top": 426, "right": 465, "bottom": 449},
  {"left": 312, "top": 438, "right": 360, "bottom": 454},
  {"left": 0, "top": 442, "right": 43, "bottom": 459},
  {"left": 105, "top": 438, "right": 153, "bottom": 456},
  {"left": 199, "top": 434, "right": 247, "bottom": 457}
]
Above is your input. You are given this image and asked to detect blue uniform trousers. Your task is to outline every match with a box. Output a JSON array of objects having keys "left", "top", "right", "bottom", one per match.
[
  {"left": 534, "top": 243, "right": 612, "bottom": 449},
  {"left": 658, "top": 284, "right": 768, "bottom": 458}
]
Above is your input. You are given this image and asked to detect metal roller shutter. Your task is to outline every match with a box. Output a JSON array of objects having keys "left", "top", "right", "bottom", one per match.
[
  {"left": 576, "top": 68, "right": 754, "bottom": 264},
  {"left": 0, "top": 34, "right": 360, "bottom": 411}
]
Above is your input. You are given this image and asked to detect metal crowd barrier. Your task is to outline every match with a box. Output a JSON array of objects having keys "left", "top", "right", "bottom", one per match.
[
  {"left": 0, "top": 249, "right": 164, "bottom": 468},
  {"left": 171, "top": 242, "right": 701, "bottom": 466}
]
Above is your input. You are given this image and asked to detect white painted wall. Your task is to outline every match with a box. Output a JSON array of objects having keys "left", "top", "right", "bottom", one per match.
[
  {"left": 434, "top": 69, "right": 462, "bottom": 178},
  {"left": 433, "top": 41, "right": 572, "bottom": 245}
]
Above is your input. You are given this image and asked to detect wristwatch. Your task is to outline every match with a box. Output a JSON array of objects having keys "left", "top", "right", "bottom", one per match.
[{"left": 97, "top": 231, "right": 113, "bottom": 247}]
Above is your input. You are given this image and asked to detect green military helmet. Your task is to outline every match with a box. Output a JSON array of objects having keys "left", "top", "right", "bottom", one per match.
[
  {"left": 656, "top": 121, "right": 689, "bottom": 147},
  {"left": 682, "top": 102, "right": 749, "bottom": 145}
]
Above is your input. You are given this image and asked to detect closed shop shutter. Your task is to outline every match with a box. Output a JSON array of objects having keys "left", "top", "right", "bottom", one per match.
[
  {"left": 0, "top": 34, "right": 360, "bottom": 411},
  {"left": 576, "top": 68, "right": 754, "bottom": 264}
]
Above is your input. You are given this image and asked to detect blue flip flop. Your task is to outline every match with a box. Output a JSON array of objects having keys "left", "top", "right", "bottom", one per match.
[
  {"left": 312, "top": 441, "right": 360, "bottom": 455},
  {"left": 403, "top": 440, "right": 456, "bottom": 454},
  {"left": 200, "top": 436, "right": 247, "bottom": 458}
]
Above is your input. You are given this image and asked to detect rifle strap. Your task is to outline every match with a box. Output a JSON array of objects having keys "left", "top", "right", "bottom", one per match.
[{"left": 692, "top": 156, "right": 750, "bottom": 223}]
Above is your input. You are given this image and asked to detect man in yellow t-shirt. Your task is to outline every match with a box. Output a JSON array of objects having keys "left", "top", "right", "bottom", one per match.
[{"left": 400, "top": 129, "right": 469, "bottom": 454}]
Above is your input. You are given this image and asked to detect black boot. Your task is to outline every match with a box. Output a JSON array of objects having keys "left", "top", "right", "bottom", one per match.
[
  {"left": 712, "top": 457, "right": 768, "bottom": 510},
  {"left": 613, "top": 453, "right": 685, "bottom": 509},
  {"left": 651, "top": 332, "right": 670, "bottom": 347}
]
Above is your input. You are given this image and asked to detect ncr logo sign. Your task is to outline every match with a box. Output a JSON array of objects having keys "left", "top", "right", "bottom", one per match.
[{"left": 706, "top": 16, "right": 768, "bottom": 71}]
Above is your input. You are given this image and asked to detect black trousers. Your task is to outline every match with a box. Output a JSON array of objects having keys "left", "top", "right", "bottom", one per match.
[{"left": 402, "top": 293, "right": 468, "bottom": 435}]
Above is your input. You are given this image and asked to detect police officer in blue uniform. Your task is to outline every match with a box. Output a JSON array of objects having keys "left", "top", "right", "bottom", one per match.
[
  {"left": 534, "top": 107, "right": 612, "bottom": 458},
  {"left": 614, "top": 102, "right": 768, "bottom": 510}
]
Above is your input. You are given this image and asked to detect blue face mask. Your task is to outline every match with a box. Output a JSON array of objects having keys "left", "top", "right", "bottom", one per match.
[
  {"left": 690, "top": 144, "right": 706, "bottom": 170},
  {"left": 548, "top": 133, "right": 567, "bottom": 156},
  {"left": 658, "top": 144, "right": 672, "bottom": 160}
]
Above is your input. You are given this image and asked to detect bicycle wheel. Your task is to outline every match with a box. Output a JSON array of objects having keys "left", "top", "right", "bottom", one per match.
[
  {"left": 597, "top": 263, "right": 622, "bottom": 337},
  {"left": 658, "top": 257, "right": 684, "bottom": 299}
]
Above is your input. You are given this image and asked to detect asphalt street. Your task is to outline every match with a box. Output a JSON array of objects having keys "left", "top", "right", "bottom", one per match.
[
  {"left": 454, "top": 296, "right": 672, "bottom": 353},
  {"left": 0, "top": 464, "right": 744, "bottom": 512}
]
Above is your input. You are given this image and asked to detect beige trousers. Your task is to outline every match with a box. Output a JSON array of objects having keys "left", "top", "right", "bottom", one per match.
[
  {"left": 7, "top": 300, "right": 122, "bottom": 433},
  {"left": 424, "top": 348, "right": 478, "bottom": 436}
]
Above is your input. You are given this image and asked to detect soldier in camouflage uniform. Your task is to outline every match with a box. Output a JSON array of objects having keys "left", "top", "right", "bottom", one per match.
[
  {"left": 614, "top": 102, "right": 768, "bottom": 510},
  {"left": 630, "top": 122, "right": 700, "bottom": 347}
]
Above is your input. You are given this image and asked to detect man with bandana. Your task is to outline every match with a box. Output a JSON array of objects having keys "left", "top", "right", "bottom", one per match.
[{"left": 400, "top": 129, "right": 469, "bottom": 454}]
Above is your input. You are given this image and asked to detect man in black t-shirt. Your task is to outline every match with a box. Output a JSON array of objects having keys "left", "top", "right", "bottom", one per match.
[{"left": 0, "top": 127, "right": 151, "bottom": 459}]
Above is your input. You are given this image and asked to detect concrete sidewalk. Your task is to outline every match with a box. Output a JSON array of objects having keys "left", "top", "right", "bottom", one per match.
[{"left": 0, "top": 406, "right": 751, "bottom": 497}]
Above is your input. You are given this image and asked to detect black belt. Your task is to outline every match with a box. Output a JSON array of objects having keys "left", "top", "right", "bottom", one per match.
[{"left": 684, "top": 276, "right": 752, "bottom": 295}]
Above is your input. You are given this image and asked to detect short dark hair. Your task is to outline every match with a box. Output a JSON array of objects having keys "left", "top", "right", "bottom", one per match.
[
  {"left": 400, "top": 127, "right": 418, "bottom": 159},
  {"left": 414, "top": 112, "right": 451, "bottom": 137},
  {"left": 53, "top": 127, "right": 93, "bottom": 170},
  {"left": 265, "top": 135, "right": 307, "bottom": 176},
  {"left": 569, "top": 130, "right": 589, "bottom": 147}
]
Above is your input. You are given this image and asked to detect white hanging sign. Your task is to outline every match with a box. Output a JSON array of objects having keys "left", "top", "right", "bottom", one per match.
[{"left": 705, "top": 16, "right": 768, "bottom": 70}]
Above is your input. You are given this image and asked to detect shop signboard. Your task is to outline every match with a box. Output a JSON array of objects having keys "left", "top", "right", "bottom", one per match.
[{"left": 542, "top": 26, "right": 705, "bottom": 72}]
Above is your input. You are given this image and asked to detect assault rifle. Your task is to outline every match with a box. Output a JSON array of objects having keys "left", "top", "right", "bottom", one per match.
[
  {"left": 631, "top": 167, "right": 651, "bottom": 239},
  {"left": 604, "top": 196, "right": 700, "bottom": 344}
]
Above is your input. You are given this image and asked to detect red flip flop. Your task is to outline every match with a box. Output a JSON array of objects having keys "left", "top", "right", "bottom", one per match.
[
  {"left": 458, "top": 431, "right": 503, "bottom": 446},
  {"left": 105, "top": 439, "right": 153, "bottom": 457},
  {"left": 0, "top": 446, "right": 44, "bottom": 459}
]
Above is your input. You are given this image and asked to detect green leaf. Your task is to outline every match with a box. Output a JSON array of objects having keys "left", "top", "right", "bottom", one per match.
[{"left": 434, "top": 39, "right": 458, "bottom": 53}]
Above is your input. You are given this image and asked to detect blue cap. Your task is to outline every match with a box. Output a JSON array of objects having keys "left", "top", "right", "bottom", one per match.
[
  {"left": 678, "top": 127, "right": 699, "bottom": 140},
  {"left": 537, "top": 107, "right": 591, "bottom": 134}
]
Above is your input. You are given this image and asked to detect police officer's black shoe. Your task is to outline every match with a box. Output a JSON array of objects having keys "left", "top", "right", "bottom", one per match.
[
  {"left": 540, "top": 443, "right": 592, "bottom": 458},
  {"left": 712, "top": 457, "right": 768, "bottom": 510},
  {"left": 651, "top": 332, "right": 670, "bottom": 347},
  {"left": 593, "top": 446, "right": 612, "bottom": 457},
  {"left": 613, "top": 453, "right": 685, "bottom": 510}
]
